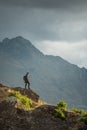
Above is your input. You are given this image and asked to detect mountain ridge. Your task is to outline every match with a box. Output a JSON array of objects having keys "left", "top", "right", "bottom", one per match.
[{"left": 0, "top": 36, "right": 87, "bottom": 69}]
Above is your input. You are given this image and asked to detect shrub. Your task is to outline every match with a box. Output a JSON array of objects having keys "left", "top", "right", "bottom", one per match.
[
  {"left": 56, "top": 101, "right": 67, "bottom": 110},
  {"left": 71, "top": 108, "right": 87, "bottom": 115},
  {"left": 55, "top": 108, "right": 65, "bottom": 120},
  {"left": 55, "top": 101, "right": 67, "bottom": 120},
  {"left": 80, "top": 117, "right": 87, "bottom": 124},
  {"left": 9, "top": 91, "right": 33, "bottom": 110}
]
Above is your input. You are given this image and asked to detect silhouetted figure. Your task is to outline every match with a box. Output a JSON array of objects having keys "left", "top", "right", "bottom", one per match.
[{"left": 23, "top": 72, "right": 30, "bottom": 89}]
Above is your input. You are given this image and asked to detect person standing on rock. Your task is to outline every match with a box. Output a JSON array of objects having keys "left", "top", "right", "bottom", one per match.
[{"left": 23, "top": 72, "right": 30, "bottom": 89}]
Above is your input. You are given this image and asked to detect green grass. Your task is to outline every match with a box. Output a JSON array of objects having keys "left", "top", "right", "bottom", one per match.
[
  {"left": 55, "top": 101, "right": 87, "bottom": 120},
  {"left": 80, "top": 117, "right": 87, "bottom": 124},
  {"left": 55, "top": 101, "right": 67, "bottom": 120},
  {"left": 70, "top": 108, "right": 87, "bottom": 115},
  {"left": 9, "top": 91, "right": 33, "bottom": 110},
  {"left": 55, "top": 108, "right": 65, "bottom": 120},
  {"left": 56, "top": 101, "right": 67, "bottom": 110}
]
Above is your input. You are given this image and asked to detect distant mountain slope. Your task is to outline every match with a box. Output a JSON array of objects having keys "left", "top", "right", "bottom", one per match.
[{"left": 0, "top": 36, "right": 87, "bottom": 108}]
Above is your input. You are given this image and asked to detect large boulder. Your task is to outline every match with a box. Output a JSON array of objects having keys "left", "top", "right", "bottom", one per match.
[
  {"left": 0, "top": 84, "right": 9, "bottom": 102},
  {"left": 13, "top": 87, "right": 39, "bottom": 102},
  {"left": 0, "top": 99, "right": 67, "bottom": 130},
  {"left": 0, "top": 84, "right": 39, "bottom": 103}
]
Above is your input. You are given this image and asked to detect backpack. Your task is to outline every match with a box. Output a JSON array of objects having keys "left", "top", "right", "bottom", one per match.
[{"left": 23, "top": 76, "right": 26, "bottom": 81}]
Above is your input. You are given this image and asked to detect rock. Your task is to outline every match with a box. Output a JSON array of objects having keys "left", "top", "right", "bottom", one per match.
[
  {"left": 0, "top": 100, "right": 67, "bottom": 130},
  {"left": 0, "top": 84, "right": 9, "bottom": 102},
  {"left": 13, "top": 87, "right": 39, "bottom": 102},
  {"left": 0, "top": 84, "right": 39, "bottom": 103},
  {"left": 79, "top": 125, "right": 87, "bottom": 130}
]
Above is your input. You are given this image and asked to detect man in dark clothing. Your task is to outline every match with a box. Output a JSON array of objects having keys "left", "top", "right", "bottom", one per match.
[{"left": 23, "top": 72, "right": 30, "bottom": 89}]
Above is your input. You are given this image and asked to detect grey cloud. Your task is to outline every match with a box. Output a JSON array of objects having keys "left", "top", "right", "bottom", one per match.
[
  {"left": 0, "top": 0, "right": 87, "bottom": 9},
  {"left": 0, "top": 6, "right": 87, "bottom": 42},
  {"left": 0, "top": 0, "right": 87, "bottom": 42}
]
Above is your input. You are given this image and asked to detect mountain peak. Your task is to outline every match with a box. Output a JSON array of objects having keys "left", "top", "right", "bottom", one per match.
[
  {"left": 13, "top": 36, "right": 30, "bottom": 42},
  {"left": 11, "top": 36, "right": 32, "bottom": 44},
  {"left": 0, "top": 36, "right": 43, "bottom": 60},
  {"left": 2, "top": 36, "right": 32, "bottom": 46},
  {"left": 15, "top": 36, "right": 24, "bottom": 39},
  {"left": 3, "top": 37, "right": 10, "bottom": 43}
]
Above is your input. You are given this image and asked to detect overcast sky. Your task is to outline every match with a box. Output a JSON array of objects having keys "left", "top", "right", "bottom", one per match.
[{"left": 0, "top": 0, "right": 87, "bottom": 68}]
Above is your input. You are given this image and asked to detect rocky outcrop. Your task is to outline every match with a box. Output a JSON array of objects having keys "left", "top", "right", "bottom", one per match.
[
  {"left": 0, "top": 99, "right": 70, "bottom": 130},
  {"left": 0, "top": 98, "right": 87, "bottom": 130},
  {"left": 0, "top": 84, "right": 9, "bottom": 102},
  {"left": 0, "top": 84, "right": 39, "bottom": 103},
  {"left": 13, "top": 87, "right": 39, "bottom": 102}
]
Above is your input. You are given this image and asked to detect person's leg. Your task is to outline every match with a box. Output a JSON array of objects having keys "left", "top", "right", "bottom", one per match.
[
  {"left": 25, "top": 83, "right": 27, "bottom": 89},
  {"left": 28, "top": 82, "right": 30, "bottom": 89}
]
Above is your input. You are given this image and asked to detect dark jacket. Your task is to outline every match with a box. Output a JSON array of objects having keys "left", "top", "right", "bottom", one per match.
[{"left": 23, "top": 74, "right": 29, "bottom": 83}]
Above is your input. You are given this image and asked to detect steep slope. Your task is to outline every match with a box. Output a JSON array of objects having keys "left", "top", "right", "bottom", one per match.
[
  {"left": 0, "top": 85, "right": 87, "bottom": 130},
  {"left": 0, "top": 84, "right": 39, "bottom": 103},
  {"left": 0, "top": 36, "right": 87, "bottom": 108}
]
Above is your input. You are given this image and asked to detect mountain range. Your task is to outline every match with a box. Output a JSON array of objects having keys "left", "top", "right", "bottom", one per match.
[{"left": 0, "top": 36, "right": 87, "bottom": 109}]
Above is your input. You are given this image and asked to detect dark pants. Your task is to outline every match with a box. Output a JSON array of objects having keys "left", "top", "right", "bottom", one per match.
[{"left": 25, "top": 82, "right": 30, "bottom": 89}]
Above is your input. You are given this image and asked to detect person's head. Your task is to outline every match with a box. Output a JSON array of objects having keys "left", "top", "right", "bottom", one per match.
[{"left": 26, "top": 72, "right": 29, "bottom": 75}]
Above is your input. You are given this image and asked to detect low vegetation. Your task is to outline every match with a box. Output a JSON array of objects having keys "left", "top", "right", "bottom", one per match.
[
  {"left": 70, "top": 108, "right": 87, "bottom": 115},
  {"left": 80, "top": 117, "right": 87, "bottom": 124},
  {"left": 55, "top": 101, "right": 87, "bottom": 120},
  {"left": 9, "top": 91, "right": 33, "bottom": 110},
  {"left": 55, "top": 108, "right": 66, "bottom": 120},
  {"left": 55, "top": 101, "right": 67, "bottom": 120},
  {"left": 56, "top": 101, "right": 67, "bottom": 110}
]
